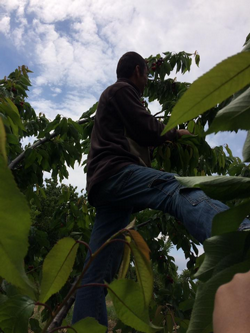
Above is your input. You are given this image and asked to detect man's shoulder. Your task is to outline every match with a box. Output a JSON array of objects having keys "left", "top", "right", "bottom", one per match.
[{"left": 102, "top": 80, "right": 137, "bottom": 99}]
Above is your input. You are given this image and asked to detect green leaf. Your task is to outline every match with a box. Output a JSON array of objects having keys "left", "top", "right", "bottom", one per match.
[
  {"left": 206, "top": 87, "right": 250, "bottom": 134},
  {"left": 118, "top": 236, "right": 131, "bottom": 279},
  {"left": 80, "top": 102, "right": 98, "bottom": 119},
  {"left": 39, "top": 237, "right": 79, "bottom": 303},
  {"left": 128, "top": 230, "right": 153, "bottom": 307},
  {"left": 178, "top": 299, "right": 195, "bottom": 311},
  {"left": 29, "top": 318, "right": 42, "bottom": 333},
  {"left": 188, "top": 260, "right": 250, "bottom": 333},
  {"left": 0, "top": 117, "right": 7, "bottom": 163},
  {"left": 6, "top": 133, "right": 19, "bottom": 144},
  {"left": 194, "top": 232, "right": 249, "bottom": 282},
  {"left": 195, "top": 54, "right": 200, "bottom": 67},
  {"left": 72, "top": 317, "right": 107, "bottom": 333},
  {"left": 5, "top": 98, "right": 25, "bottom": 131},
  {"left": 130, "top": 242, "right": 153, "bottom": 307},
  {"left": 175, "top": 175, "right": 250, "bottom": 201},
  {"left": 0, "top": 294, "right": 8, "bottom": 306},
  {"left": 25, "top": 149, "right": 38, "bottom": 169},
  {"left": 243, "top": 130, "right": 250, "bottom": 162},
  {"left": 0, "top": 296, "right": 34, "bottom": 333},
  {"left": 5, "top": 98, "right": 19, "bottom": 116},
  {"left": 212, "top": 199, "right": 250, "bottom": 235},
  {"left": 163, "top": 52, "right": 250, "bottom": 133},
  {"left": 108, "top": 279, "right": 162, "bottom": 333},
  {"left": 0, "top": 156, "right": 35, "bottom": 298}
]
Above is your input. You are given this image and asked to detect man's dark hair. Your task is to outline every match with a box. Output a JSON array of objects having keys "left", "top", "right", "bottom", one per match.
[{"left": 116, "top": 52, "right": 146, "bottom": 79}]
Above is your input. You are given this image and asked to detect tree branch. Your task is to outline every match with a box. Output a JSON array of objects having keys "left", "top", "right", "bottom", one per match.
[
  {"left": 153, "top": 110, "right": 165, "bottom": 117},
  {"left": 47, "top": 283, "right": 77, "bottom": 333},
  {"left": 8, "top": 117, "right": 94, "bottom": 170},
  {"left": 46, "top": 221, "right": 154, "bottom": 331}
]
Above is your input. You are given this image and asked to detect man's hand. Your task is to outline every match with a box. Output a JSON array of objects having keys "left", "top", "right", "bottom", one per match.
[
  {"left": 176, "top": 129, "right": 192, "bottom": 137},
  {"left": 213, "top": 271, "right": 250, "bottom": 333}
]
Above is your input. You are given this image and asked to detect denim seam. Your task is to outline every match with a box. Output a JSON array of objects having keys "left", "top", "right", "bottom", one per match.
[
  {"left": 147, "top": 175, "right": 162, "bottom": 188},
  {"left": 150, "top": 179, "right": 181, "bottom": 197},
  {"left": 181, "top": 195, "right": 208, "bottom": 206},
  {"left": 205, "top": 199, "right": 224, "bottom": 213}
]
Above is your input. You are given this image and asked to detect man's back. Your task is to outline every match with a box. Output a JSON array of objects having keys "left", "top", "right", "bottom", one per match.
[{"left": 87, "top": 78, "right": 176, "bottom": 203}]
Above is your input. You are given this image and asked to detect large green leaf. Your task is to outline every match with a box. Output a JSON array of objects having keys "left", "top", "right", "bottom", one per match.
[
  {"left": 206, "top": 87, "right": 250, "bottom": 134},
  {"left": 175, "top": 175, "right": 250, "bottom": 201},
  {"left": 243, "top": 130, "right": 250, "bottom": 162},
  {"left": 118, "top": 236, "right": 131, "bottom": 279},
  {"left": 0, "top": 156, "right": 35, "bottom": 298},
  {"left": 72, "top": 317, "right": 107, "bottom": 333},
  {"left": 212, "top": 200, "right": 250, "bottom": 235},
  {"left": 195, "top": 232, "right": 249, "bottom": 282},
  {"left": 188, "top": 260, "right": 250, "bottom": 333},
  {"left": 39, "top": 237, "right": 79, "bottom": 303},
  {"left": 0, "top": 99, "right": 25, "bottom": 131},
  {"left": 29, "top": 318, "right": 42, "bottom": 333},
  {"left": 108, "top": 279, "right": 162, "bottom": 333},
  {"left": 0, "top": 294, "right": 8, "bottom": 306},
  {"left": 163, "top": 52, "right": 250, "bottom": 133},
  {"left": 128, "top": 230, "right": 153, "bottom": 307},
  {"left": 0, "top": 296, "right": 34, "bottom": 333},
  {"left": 130, "top": 242, "right": 153, "bottom": 307},
  {"left": 0, "top": 117, "right": 7, "bottom": 163}
]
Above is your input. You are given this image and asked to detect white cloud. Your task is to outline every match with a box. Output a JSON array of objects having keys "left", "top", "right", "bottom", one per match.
[
  {"left": 30, "top": 87, "right": 43, "bottom": 97},
  {"left": 50, "top": 87, "right": 62, "bottom": 94},
  {"left": 0, "top": 16, "right": 10, "bottom": 35},
  {"left": 2, "top": 0, "right": 249, "bottom": 91},
  {"left": 29, "top": 91, "right": 97, "bottom": 120},
  {"left": 1, "top": 0, "right": 249, "bottom": 192},
  {"left": 0, "top": 0, "right": 26, "bottom": 13}
]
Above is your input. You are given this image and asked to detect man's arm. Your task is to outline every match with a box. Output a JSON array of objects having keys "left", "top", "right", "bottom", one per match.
[
  {"left": 213, "top": 271, "right": 250, "bottom": 333},
  {"left": 113, "top": 86, "right": 178, "bottom": 146},
  {"left": 177, "top": 129, "right": 192, "bottom": 137}
]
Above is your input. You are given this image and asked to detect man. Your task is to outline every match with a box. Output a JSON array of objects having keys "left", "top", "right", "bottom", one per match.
[{"left": 72, "top": 52, "right": 249, "bottom": 327}]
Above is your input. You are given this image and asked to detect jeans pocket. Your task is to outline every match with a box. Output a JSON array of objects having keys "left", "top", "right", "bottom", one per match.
[{"left": 180, "top": 187, "right": 208, "bottom": 206}]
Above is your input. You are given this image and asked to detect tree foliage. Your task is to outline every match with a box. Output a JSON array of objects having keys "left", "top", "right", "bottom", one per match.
[{"left": 0, "top": 34, "right": 250, "bottom": 332}]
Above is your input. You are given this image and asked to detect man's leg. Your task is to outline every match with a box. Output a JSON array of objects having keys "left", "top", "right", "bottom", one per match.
[
  {"left": 73, "top": 164, "right": 250, "bottom": 325},
  {"left": 72, "top": 205, "right": 132, "bottom": 327},
  {"left": 98, "top": 164, "right": 250, "bottom": 243}
]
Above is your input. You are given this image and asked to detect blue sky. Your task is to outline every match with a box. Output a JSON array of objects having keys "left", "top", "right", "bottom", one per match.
[{"left": 0, "top": 0, "right": 249, "bottom": 270}]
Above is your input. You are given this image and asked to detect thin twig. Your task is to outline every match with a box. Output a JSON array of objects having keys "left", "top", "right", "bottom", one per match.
[
  {"left": 76, "top": 240, "right": 92, "bottom": 256},
  {"left": 35, "top": 302, "right": 53, "bottom": 314},
  {"left": 136, "top": 219, "right": 157, "bottom": 229},
  {"left": 153, "top": 110, "right": 165, "bottom": 117}
]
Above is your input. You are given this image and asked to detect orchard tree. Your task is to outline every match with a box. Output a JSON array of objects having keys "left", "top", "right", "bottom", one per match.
[{"left": 0, "top": 33, "right": 250, "bottom": 333}]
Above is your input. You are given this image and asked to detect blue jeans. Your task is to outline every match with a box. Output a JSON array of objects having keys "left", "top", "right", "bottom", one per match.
[{"left": 72, "top": 165, "right": 250, "bottom": 327}]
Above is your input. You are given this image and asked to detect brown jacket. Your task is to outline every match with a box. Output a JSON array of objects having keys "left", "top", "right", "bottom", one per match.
[{"left": 86, "top": 78, "right": 177, "bottom": 204}]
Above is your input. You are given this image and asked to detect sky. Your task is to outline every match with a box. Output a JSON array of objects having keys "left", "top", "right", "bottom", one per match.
[{"left": 0, "top": 0, "right": 249, "bottom": 270}]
